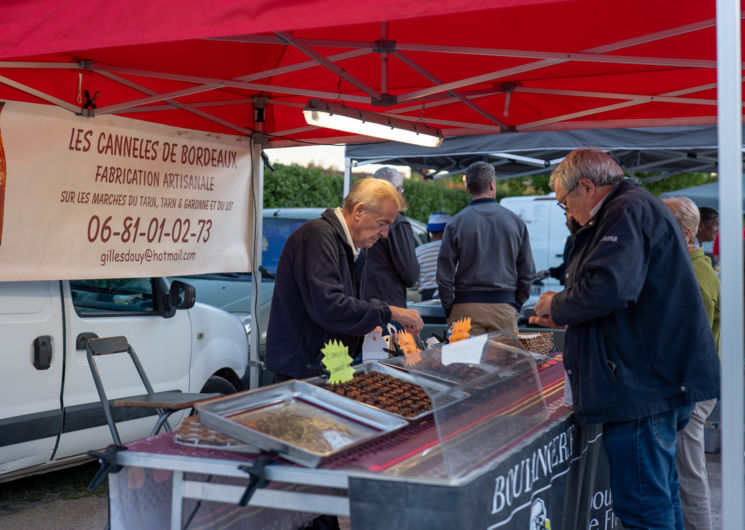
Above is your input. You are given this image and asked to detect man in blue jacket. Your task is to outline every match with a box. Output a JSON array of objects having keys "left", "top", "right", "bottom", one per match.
[
  {"left": 266, "top": 177, "right": 424, "bottom": 381},
  {"left": 530, "top": 149, "right": 719, "bottom": 530}
]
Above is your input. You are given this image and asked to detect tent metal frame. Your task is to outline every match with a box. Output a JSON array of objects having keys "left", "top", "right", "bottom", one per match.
[{"left": 0, "top": 14, "right": 741, "bottom": 145}]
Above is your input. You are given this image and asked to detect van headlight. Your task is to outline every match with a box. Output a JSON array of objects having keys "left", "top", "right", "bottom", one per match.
[{"left": 234, "top": 312, "right": 251, "bottom": 338}]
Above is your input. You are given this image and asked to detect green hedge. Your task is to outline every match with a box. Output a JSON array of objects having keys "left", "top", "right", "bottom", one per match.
[
  {"left": 263, "top": 163, "right": 471, "bottom": 223},
  {"left": 263, "top": 164, "right": 344, "bottom": 208},
  {"left": 263, "top": 163, "right": 716, "bottom": 223},
  {"left": 398, "top": 179, "right": 471, "bottom": 223}
]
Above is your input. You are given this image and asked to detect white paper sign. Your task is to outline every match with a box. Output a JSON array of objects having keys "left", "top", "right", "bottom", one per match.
[
  {"left": 563, "top": 366, "right": 574, "bottom": 406},
  {"left": 0, "top": 101, "right": 253, "bottom": 280},
  {"left": 442, "top": 334, "right": 488, "bottom": 365},
  {"left": 323, "top": 430, "right": 355, "bottom": 450},
  {"left": 362, "top": 329, "right": 388, "bottom": 361}
]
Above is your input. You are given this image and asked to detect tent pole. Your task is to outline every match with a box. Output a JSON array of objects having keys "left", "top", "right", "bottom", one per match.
[
  {"left": 249, "top": 135, "right": 266, "bottom": 390},
  {"left": 716, "top": 0, "right": 744, "bottom": 527},
  {"left": 344, "top": 157, "right": 351, "bottom": 198}
]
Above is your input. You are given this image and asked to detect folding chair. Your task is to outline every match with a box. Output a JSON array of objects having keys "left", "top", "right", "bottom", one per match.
[{"left": 86, "top": 336, "right": 219, "bottom": 445}]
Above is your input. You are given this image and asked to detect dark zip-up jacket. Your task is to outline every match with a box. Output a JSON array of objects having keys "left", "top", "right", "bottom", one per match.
[
  {"left": 362, "top": 213, "right": 419, "bottom": 307},
  {"left": 437, "top": 198, "right": 535, "bottom": 315},
  {"left": 266, "top": 209, "right": 392, "bottom": 379},
  {"left": 551, "top": 180, "right": 720, "bottom": 425}
]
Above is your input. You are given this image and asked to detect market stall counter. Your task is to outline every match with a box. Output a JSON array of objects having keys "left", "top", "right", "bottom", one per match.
[{"left": 105, "top": 332, "right": 615, "bottom": 530}]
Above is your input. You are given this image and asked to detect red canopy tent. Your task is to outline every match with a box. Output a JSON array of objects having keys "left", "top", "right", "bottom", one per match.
[
  {"left": 0, "top": 0, "right": 733, "bottom": 146},
  {"left": 0, "top": 1, "right": 743, "bottom": 525}
]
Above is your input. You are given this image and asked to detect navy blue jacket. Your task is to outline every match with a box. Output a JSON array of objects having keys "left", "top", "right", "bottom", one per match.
[
  {"left": 265, "top": 209, "right": 392, "bottom": 379},
  {"left": 551, "top": 180, "right": 720, "bottom": 425},
  {"left": 362, "top": 213, "right": 419, "bottom": 307}
]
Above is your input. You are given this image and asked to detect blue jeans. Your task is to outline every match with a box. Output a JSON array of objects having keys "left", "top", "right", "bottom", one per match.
[{"left": 602, "top": 405, "right": 694, "bottom": 530}]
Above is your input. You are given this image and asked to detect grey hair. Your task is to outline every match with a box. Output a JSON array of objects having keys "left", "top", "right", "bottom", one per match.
[
  {"left": 662, "top": 196, "right": 700, "bottom": 243},
  {"left": 550, "top": 149, "right": 625, "bottom": 193},
  {"left": 465, "top": 161, "right": 495, "bottom": 195},
  {"left": 372, "top": 167, "right": 404, "bottom": 189}
]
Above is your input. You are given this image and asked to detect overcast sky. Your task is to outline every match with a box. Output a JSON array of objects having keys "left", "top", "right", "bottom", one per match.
[
  {"left": 264, "top": 145, "right": 345, "bottom": 170},
  {"left": 264, "top": 145, "right": 410, "bottom": 176}
]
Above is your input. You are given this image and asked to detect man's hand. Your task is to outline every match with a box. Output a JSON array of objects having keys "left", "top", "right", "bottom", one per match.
[
  {"left": 528, "top": 315, "right": 564, "bottom": 329},
  {"left": 533, "top": 291, "right": 557, "bottom": 318},
  {"left": 530, "top": 291, "right": 565, "bottom": 329},
  {"left": 390, "top": 306, "right": 424, "bottom": 335}
]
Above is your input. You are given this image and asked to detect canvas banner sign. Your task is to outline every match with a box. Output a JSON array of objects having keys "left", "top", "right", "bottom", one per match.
[{"left": 0, "top": 101, "right": 253, "bottom": 280}]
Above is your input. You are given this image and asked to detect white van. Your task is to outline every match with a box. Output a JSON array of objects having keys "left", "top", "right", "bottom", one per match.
[
  {"left": 500, "top": 194, "right": 570, "bottom": 304},
  {"left": 0, "top": 277, "right": 248, "bottom": 481}
]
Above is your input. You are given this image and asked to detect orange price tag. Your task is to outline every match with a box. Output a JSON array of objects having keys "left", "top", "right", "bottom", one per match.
[
  {"left": 397, "top": 331, "right": 422, "bottom": 367},
  {"left": 449, "top": 317, "right": 471, "bottom": 343}
]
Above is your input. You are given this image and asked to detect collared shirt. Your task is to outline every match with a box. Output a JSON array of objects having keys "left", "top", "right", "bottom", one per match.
[
  {"left": 589, "top": 194, "right": 608, "bottom": 220},
  {"left": 335, "top": 207, "right": 361, "bottom": 260}
]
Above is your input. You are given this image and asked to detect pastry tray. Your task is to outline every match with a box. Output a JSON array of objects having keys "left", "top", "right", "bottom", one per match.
[
  {"left": 175, "top": 416, "right": 260, "bottom": 453},
  {"left": 197, "top": 380, "right": 408, "bottom": 467},
  {"left": 380, "top": 355, "right": 498, "bottom": 387},
  {"left": 381, "top": 352, "right": 524, "bottom": 394},
  {"left": 306, "top": 361, "right": 470, "bottom": 421}
]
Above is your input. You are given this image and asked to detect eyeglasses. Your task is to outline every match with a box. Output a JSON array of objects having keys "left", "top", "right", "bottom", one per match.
[{"left": 556, "top": 187, "right": 574, "bottom": 211}]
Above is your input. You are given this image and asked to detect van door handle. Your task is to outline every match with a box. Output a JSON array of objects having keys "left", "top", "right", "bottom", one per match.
[
  {"left": 76, "top": 332, "right": 99, "bottom": 350},
  {"left": 33, "top": 335, "right": 53, "bottom": 370}
]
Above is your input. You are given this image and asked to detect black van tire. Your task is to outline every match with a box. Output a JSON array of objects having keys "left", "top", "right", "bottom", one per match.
[{"left": 201, "top": 375, "right": 237, "bottom": 395}]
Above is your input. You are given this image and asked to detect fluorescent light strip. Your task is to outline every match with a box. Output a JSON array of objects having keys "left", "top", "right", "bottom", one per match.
[{"left": 303, "top": 100, "right": 443, "bottom": 147}]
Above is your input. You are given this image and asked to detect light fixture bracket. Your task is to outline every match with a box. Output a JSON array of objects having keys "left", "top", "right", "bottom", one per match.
[{"left": 372, "top": 93, "right": 397, "bottom": 107}]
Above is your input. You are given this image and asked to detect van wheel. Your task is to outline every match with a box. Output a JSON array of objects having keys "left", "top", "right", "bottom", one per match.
[{"left": 201, "top": 375, "right": 237, "bottom": 395}]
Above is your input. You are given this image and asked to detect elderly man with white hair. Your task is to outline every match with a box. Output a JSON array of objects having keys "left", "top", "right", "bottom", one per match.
[{"left": 266, "top": 177, "right": 423, "bottom": 382}]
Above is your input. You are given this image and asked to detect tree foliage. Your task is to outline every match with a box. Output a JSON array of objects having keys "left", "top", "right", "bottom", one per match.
[
  {"left": 263, "top": 162, "right": 717, "bottom": 221},
  {"left": 263, "top": 163, "right": 471, "bottom": 223},
  {"left": 263, "top": 163, "right": 344, "bottom": 208},
  {"left": 638, "top": 172, "right": 717, "bottom": 195},
  {"left": 398, "top": 179, "right": 471, "bottom": 223}
]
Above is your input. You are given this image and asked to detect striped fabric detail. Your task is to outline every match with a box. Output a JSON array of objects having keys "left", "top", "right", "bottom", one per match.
[{"left": 415, "top": 240, "right": 441, "bottom": 291}]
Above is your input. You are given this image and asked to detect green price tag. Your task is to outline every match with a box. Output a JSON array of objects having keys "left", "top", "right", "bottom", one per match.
[{"left": 321, "top": 339, "right": 355, "bottom": 384}]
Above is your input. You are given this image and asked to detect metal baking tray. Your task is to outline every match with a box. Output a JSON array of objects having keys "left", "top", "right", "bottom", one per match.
[
  {"left": 197, "top": 380, "right": 408, "bottom": 467},
  {"left": 380, "top": 355, "right": 498, "bottom": 387},
  {"left": 306, "top": 361, "right": 470, "bottom": 421},
  {"left": 382, "top": 355, "right": 523, "bottom": 395}
]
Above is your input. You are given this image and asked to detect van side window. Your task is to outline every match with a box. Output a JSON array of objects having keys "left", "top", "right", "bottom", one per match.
[{"left": 70, "top": 278, "right": 155, "bottom": 315}]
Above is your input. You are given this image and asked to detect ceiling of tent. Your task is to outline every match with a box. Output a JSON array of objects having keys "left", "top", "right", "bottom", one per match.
[
  {"left": 0, "top": 0, "right": 738, "bottom": 148},
  {"left": 345, "top": 125, "right": 733, "bottom": 180}
]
